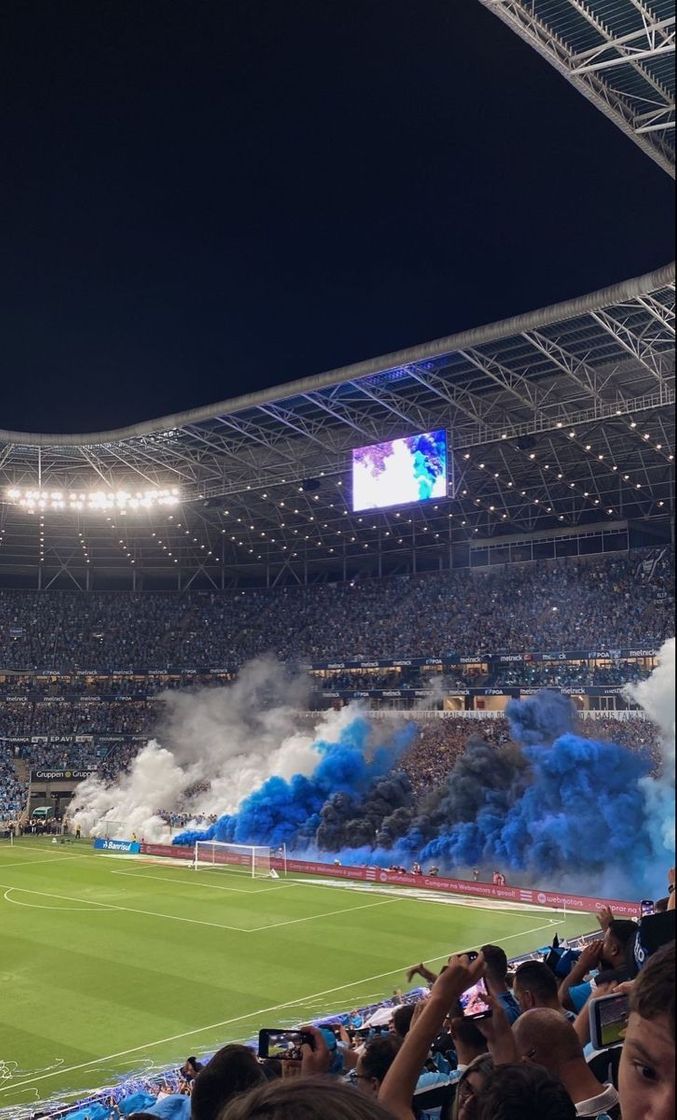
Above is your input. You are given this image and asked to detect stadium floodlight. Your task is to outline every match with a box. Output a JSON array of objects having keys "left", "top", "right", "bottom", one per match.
[{"left": 4, "top": 486, "right": 181, "bottom": 513}]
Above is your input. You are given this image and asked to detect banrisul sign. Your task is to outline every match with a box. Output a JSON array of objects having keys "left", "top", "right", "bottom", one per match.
[{"left": 93, "top": 838, "right": 141, "bottom": 854}]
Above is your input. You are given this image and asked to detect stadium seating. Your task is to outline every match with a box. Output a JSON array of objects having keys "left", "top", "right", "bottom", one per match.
[
  {"left": 0, "top": 550, "right": 672, "bottom": 671},
  {"left": 1, "top": 548, "right": 674, "bottom": 1116}
]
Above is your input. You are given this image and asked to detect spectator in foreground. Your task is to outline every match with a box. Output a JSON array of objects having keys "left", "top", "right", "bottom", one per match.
[
  {"left": 353, "top": 1028, "right": 455, "bottom": 1109},
  {"left": 181, "top": 1057, "right": 204, "bottom": 1084},
  {"left": 513, "top": 1008, "right": 621, "bottom": 1118},
  {"left": 219, "top": 1077, "right": 396, "bottom": 1119},
  {"left": 618, "top": 941, "right": 675, "bottom": 1120},
  {"left": 447, "top": 1017, "right": 488, "bottom": 1075},
  {"left": 391, "top": 1004, "right": 417, "bottom": 1040},
  {"left": 353, "top": 1035, "right": 401, "bottom": 1097},
  {"left": 453, "top": 1055, "right": 495, "bottom": 1120},
  {"left": 191, "top": 1045, "right": 265, "bottom": 1120},
  {"left": 476, "top": 1063, "right": 576, "bottom": 1119},
  {"left": 376, "top": 952, "right": 488, "bottom": 1119},
  {"left": 600, "top": 919, "right": 639, "bottom": 980},
  {"left": 513, "top": 960, "right": 574, "bottom": 1020}
]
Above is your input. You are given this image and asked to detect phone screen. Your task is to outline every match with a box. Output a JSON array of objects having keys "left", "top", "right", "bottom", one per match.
[
  {"left": 258, "top": 1029, "right": 310, "bottom": 1059},
  {"left": 591, "top": 994, "right": 630, "bottom": 1049},
  {"left": 640, "top": 899, "right": 655, "bottom": 917},
  {"left": 459, "top": 977, "right": 491, "bottom": 1019}
]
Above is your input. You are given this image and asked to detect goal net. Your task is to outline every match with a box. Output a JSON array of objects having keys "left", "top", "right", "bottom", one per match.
[
  {"left": 193, "top": 840, "right": 279, "bottom": 878},
  {"left": 93, "top": 820, "right": 126, "bottom": 839}
]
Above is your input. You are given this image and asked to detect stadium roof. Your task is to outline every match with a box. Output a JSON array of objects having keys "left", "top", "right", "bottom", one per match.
[
  {"left": 0, "top": 262, "right": 673, "bottom": 588},
  {"left": 478, "top": 0, "right": 675, "bottom": 177}
]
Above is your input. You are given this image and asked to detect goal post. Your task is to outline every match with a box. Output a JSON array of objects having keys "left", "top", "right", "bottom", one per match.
[
  {"left": 193, "top": 840, "right": 280, "bottom": 878},
  {"left": 91, "top": 820, "right": 126, "bottom": 840}
]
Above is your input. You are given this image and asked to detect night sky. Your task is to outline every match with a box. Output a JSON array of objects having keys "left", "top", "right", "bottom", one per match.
[{"left": 1, "top": 0, "right": 674, "bottom": 435}]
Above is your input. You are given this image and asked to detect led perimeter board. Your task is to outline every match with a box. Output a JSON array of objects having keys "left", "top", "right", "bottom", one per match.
[{"left": 352, "top": 429, "right": 448, "bottom": 512}]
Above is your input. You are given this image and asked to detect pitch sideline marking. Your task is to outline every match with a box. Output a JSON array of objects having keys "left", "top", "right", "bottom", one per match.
[
  {"left": 0, "top": 918, "right": 563, "bottom": 1097},
  {"left": 109, "top": 870, "right": 292, "bottom": 895}
]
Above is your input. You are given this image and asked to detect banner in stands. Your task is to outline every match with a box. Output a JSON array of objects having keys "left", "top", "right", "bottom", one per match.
[
  {"left": 93, "top": 838, "right": 141, "bottom": 853},
  {"left": 308, "top": 647, "right": 658, "bottom": 670},
  {"left": 140, "top": 843, "right": 640, "bottom": 917},
  {"left": 317, "top": 686, "right": 630, "bottom": 699},
  {"left": 6, "top": 648, "right": 658, "bottom": 684},
  {"left": 31, "top": 768, "right": 98, "bottom": 781}
]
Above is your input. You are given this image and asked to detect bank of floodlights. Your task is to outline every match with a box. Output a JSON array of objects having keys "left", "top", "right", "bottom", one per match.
[{"left": 4, "top": 486, "right": 181, "bottom": 513}]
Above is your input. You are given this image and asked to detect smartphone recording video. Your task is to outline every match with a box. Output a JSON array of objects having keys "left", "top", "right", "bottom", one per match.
[
  {"left": 589, "top": 993, "right": 630, "bottom": 1051},
  {"left": 459, "top": 977, "right": 491, "bottom": 1020},
  {"left": 640, "top": 899, "right": 655, "bottom": 917},
  {"left": 257, "top": 1029, "right": 312, "bottom": 1060}
]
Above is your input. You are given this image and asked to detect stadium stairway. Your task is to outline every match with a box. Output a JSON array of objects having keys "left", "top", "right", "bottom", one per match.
[{"left": 13, "top": 757, "right": 31, "bottom": 822}]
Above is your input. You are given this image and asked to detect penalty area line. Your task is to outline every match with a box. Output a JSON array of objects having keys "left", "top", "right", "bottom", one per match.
[
  {"left": 109, "top": 869, "right": 291, "bottom": 895},
  {"left": 0, "top": 918, "right": 563, "bottom": 1096}
]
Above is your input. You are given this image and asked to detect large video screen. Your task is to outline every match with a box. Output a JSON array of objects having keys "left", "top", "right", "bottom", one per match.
[{"left": 352, "top": 429, "right": 448, "bottom": 512}]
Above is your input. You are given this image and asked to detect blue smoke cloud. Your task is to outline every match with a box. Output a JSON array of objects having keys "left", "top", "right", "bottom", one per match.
[
  {"left": 506, "top": 689, "right": 575, "bottom": 746},
  {"left": 419, "top": 732, "right": 657, "bottom": 885},
  {"left": 174, "top": 715, "right": 416, "bottom": 849},
  {"left": 175, "top": 691, "right": 675, "bottom": 899}
]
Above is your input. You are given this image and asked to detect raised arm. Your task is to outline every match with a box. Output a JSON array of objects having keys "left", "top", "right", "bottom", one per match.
[
  {"left": 405, "top": 962, "right": 440, "bottom": 986},
  {"left": 379, "top": 953, "right": 485, "bottom": 1120},
  {"left": 558, "top": 940, "right": 603, "bottom": 1010}
]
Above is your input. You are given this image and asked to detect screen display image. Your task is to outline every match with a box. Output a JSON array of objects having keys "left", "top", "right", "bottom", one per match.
[
  {"left": 258, "top": 1029, "right": 308, "bottom": 1060},
  {"left": 595, "top": 994, "right": 630, "bottom": 1049},
  {"left": 459, "top": 977, "right": 492, "bottom": 1019},
  {"left": 352, "top": 429, "right": 447, "bottom": 511}
]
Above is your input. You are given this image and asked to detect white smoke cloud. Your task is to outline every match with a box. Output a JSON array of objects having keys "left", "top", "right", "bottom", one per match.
[
  {"left": 69, "top": 743, "right": 194, "bottom": 840},
  {"left": 625, "top": 636, "right": 675, "bottom": 765},
  {"left": 70, "top": 657, "right": 362, "bottom": 841},
  {"left": 625, "top": 637, "right": 676, "bottom": 866}
]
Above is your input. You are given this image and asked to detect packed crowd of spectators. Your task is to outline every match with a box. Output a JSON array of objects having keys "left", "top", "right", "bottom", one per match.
[
  {"left": 400, "top": 719, "right": 511, "bottom": 798},
  {"left": 50, "top": 897, "right": 675, "bottom": 1120},
  {"left": 400, "top": 714, "right": 663, "bottom": 798},
  {"left": 0, "top": 710, "right": 665, "bottom": 828},
  {"left": 486, "top": 662, "right": 651, "bottom": 689},
  {"left": 0, "top": 550, "right": 672, "bottom": 672},
  {"left": 0, "top": 698, "right": 156, "bottom": 738},
  {"left": 0, "top": 659, "right": 655, "bottom": 754}
]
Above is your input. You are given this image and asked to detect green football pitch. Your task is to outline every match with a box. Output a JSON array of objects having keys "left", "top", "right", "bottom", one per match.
[{"left": 0, "top": 838, "right": 596, "bottom": 1114}]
